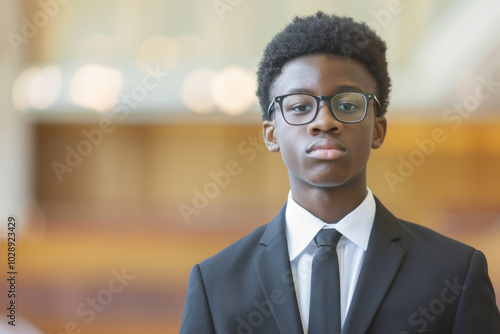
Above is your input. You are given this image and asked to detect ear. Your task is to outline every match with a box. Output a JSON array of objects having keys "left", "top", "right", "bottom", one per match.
[
  {"left": 263, "top": 120, "right": 280, "bottom": 152},
  {"left": 372, "top": 116, "right": 387, "bottom": 149}
]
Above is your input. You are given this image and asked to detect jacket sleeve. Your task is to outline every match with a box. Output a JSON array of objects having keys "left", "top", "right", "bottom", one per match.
[
  {"left": 453, "top": 250, "right": 500, "bottom": 333},
  {"left": 179, "top": 264, "right": 216, "bottom": 334}
]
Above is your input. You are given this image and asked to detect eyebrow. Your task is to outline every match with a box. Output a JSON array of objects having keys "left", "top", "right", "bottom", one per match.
[{"left": 284, "top": 85, "right": 364, "bottom": 95}]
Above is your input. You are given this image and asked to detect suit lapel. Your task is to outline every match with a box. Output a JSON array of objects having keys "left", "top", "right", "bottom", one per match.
[
  {"left": 253, "top": 205, "right": 304, "bottom": 334},
  {"left": 342, "top": 198, "right": 406, "bottom": 334}
]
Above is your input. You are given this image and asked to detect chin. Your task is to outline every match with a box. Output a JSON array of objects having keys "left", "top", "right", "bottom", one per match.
[
  {"left": 304, "top": 167, "right": 350, "bottom": 185},
  {"left": 306, "top": 175, "right": 351, "bottom": 188}
]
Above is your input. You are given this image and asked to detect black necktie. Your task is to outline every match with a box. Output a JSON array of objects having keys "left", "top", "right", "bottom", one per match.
[{"left": 308, "top": 229, "right": 343, "bottom": 334}]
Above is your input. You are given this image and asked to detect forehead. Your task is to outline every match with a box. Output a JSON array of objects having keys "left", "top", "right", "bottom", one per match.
[{"left": 272, "top": 53, "right": 377, "bottom": 96}]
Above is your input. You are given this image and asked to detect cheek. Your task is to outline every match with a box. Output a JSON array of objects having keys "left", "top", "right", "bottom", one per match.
[
  {"left": 275, "top": 125, "right": 303, "bottom": 168},
  {"left": 352, "top": 126, "right": 374, "bottom": 162},
  {"left": 278, "top": 136, "right": 298, "bottom": 165}
]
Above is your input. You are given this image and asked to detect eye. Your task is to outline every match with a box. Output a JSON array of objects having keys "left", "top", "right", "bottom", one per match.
[
  {"left": 336, "top": 102, "right": 359, "bottom": 112},
  {"left": 290, "top": 103, "right": 314, "bottom": 113},
  {"left": 283, "top": 94, "right": 316, "bottom": 114}
]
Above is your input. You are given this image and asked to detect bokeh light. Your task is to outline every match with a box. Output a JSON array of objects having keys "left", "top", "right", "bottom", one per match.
[
  {"left": 12, "top": 65, "right": 62, "bottom": 111},
  {"left": 211, "top": 66, "right": 257, "bottom": 116},
  {"left": 69, "top": 63, "right": 123, "bottom": 112},
  {"left": 180, "top": 68, "right": 218, "bottom": 114}
]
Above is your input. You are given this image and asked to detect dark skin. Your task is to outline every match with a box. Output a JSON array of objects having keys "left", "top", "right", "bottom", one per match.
[{"left": 263, "top": 53, "right": 387, "bottom": 224}]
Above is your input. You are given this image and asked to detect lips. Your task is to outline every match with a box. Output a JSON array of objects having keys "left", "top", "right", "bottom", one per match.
[{"left": 306, "top": 138, "right": 347, "bottom": 160}]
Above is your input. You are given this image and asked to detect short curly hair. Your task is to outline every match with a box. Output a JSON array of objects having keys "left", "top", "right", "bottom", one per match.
[{"left": 257, "top": 11, "right": 391, "bottom": 120}]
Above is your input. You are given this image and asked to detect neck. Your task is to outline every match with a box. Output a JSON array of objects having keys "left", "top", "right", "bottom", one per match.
[{"left": 290, "top": 179, "right": 368, "bottom": 224}]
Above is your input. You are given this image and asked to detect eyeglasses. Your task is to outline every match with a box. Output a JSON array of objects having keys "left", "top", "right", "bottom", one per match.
[{"left": 267, "top": 92, "right": 380, "bottom": 125}]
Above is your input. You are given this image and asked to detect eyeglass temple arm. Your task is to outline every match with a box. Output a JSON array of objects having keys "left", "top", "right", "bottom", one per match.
[
  {"left": 372, "top": 94, "right": 382, "bottom": 116},
  {"left": 266, "top": 99, "right": 275, "bottom": 118}
]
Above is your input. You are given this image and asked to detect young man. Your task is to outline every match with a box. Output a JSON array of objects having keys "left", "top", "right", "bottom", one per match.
[{"left": 180, "top": 12, "right": 500, "bottom": 334}]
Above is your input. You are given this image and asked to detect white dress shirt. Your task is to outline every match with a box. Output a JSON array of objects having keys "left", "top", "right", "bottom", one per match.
[{"left": 285, "top": 188, "right": 376, "bottom": 333}]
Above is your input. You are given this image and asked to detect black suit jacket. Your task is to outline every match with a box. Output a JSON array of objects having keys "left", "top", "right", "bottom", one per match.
[{"left": 180, "top": 199, "right": 500, "bottom": 333}]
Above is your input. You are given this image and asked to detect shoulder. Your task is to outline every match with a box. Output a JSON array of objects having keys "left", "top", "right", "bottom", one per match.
[
  {"left": 391, "top": 216, "right": 481, "bottom": 279},
  {"left": 374, "top": 198, "right": 477, "bottom": 270}
]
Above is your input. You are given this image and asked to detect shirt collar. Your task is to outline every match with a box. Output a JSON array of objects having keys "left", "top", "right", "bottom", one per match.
[{"left": 285, "top": 188, "right": 376, "bottom": 261}]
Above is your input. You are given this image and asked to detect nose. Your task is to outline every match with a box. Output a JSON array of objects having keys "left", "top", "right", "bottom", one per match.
[{"left": 308, "top": 101, "right": 343, "bottom": 135}]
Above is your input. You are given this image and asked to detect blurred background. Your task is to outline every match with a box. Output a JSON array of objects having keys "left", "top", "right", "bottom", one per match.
[{"left": 0, "top": 0, "right": 499, "bottom": 333}]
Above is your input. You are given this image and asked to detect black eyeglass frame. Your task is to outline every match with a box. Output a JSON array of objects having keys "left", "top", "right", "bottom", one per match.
[{"left": 266, "top": 91, "right": 381, "bottom": 125}]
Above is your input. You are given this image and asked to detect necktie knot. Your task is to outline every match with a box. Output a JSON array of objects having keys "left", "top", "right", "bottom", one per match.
[{"left": 314, "top": 228, "right": 342, "bottom": 248}]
